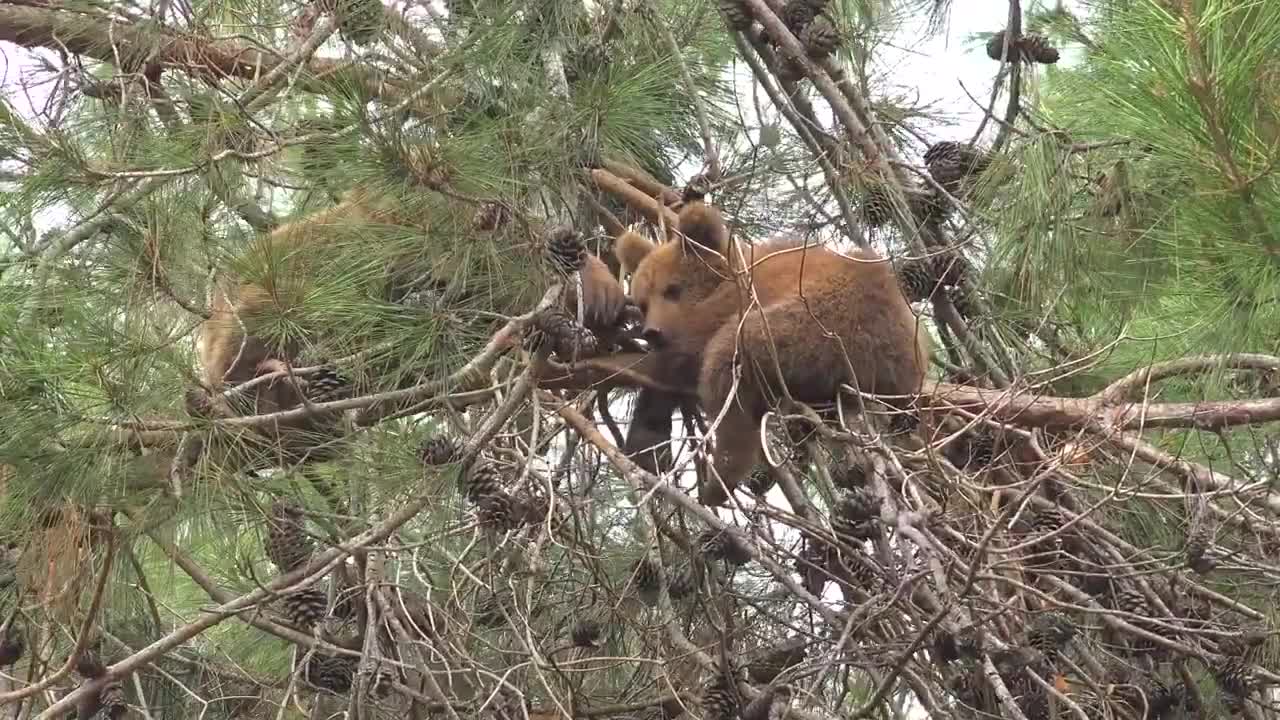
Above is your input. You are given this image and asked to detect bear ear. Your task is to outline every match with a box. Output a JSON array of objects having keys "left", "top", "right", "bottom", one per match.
[
  {"left": 675, "top": 200, "right": 730, "bottom": 257},
  {"left": 615, "top": 230, "right": 656, "bottom": 275}
]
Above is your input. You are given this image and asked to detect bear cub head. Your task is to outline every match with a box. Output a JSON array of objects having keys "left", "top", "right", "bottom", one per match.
[{"left": 614, "top": 201, "right": 732, "bottom": 351}]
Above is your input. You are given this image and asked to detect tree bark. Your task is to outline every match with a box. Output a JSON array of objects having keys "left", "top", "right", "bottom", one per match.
[{"left": 0, "top": 4, "right": 454, "bottom": 112}]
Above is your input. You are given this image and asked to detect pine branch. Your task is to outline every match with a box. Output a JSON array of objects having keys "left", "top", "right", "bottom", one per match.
[
  {"left": 992, "top": 0, "right": 1024, "bottom": 154},
  {"left": 644, "top": 6, "right": 720, "bottom": 182},
  {"left": 0, "top": 4, "right": 454, "bottom": 113},
  {"left": 37, "top": 492, "right": 443, "bottom": 719}
]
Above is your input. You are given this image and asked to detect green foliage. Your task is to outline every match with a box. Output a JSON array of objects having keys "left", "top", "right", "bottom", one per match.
[{"left": 978, "top": 0, "right": 1280, "bottom": 376}]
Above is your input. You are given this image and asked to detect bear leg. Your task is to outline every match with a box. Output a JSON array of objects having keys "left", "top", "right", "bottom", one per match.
[
  {"left": 625, "top": 388, "right": 679, "bottom": 475},
  {"left": 699, "top": 394, "right": 763, "bottom": 506},
  {"left": 697, "top": 330, "right": 771, "bottom": 506}
]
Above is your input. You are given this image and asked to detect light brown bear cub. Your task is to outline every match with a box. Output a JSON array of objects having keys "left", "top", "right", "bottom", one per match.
[{"left": 616, "top": 190, "right": 929, "bottom": 506}]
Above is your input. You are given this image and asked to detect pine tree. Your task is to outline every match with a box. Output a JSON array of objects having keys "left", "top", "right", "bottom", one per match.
[{"left": 1, "top": 0, "right": 1279, "bottom": 718}]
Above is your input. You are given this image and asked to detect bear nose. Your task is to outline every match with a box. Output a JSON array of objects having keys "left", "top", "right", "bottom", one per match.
[{"left": 642, "top": 327, "right": 666, "bottom": 349}]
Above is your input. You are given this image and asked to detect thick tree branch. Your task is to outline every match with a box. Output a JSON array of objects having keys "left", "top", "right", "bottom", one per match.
[
  {"left": 589, "top": 168, "right": 680, "bottom": 231},
  {"left": 0, "top": 4, "right": 454, "bottom": 112}
]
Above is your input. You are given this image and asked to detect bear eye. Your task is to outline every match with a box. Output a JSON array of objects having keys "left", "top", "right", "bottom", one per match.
[{"left": 662, "top": 283, "right": 682, "bottom": 301}]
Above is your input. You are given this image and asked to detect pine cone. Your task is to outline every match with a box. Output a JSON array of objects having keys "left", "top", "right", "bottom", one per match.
[
  {"left": 779, "top": 0, "right": 821, "bottom": 38},
  {"left": 99, "top": 678, "right": 127, "bottom": 720},
  {"left": 368, "top": 660, "right": 397, "bottom": 698},
  {"left": 746, "top": 637, "right": 807, "bottom": 684},
  {"left": 949, "top": 428, "right": 996, "bottom": 470},
  {"left": 282, "top": 587, "right": 329, "bottom": 629},
  {"left": 833, "top": 488, "right": 881, "bottom": 542},
  {"left": 462, "top": 460, "right": 505, "bottom": 504},
  {"left": 717, "top": 0, "right": 753, "bottom": 30},
  {"left": 335, "top": 0, "right": 384, "bottom": 45},
  {"left": 1110, "top": 586, "right": 1159, "bottom": 653},
  {"left": 306, "top": 365, "right": 348, "bottom": 403},
  {"left": 489, "top": 687, "right": 525, "bottom": 720},
  {"left": 473, "top": 202, "right": 511, "bottom": 232},
  {"left": 544, "top": 227, "right": 587, "bottom": 276},
  {"left": 830, "top": 457, "right": 866, "bottom": 490},
  {"left": 909, "top": 184, "right": 952, "bottom": 225},
  {"left": 0, "top": 628, "right": 24, "bottom": 667},
  {"left": 571, "top": 618, "right": 602, "bottom": 647},
  {"left": 1026, "top": 505, "right": 1069, "bottom": 560},
  {"left": 1027, "top": 613, "right": 1075, "bottom": 661},
  {"left": 527, "top": 307, "right": 600, "bottom": 359},
  {"left": 476, "top": 491, "right": 521, "bottom": 531},
  {"left": 896, "top": 258, "right": 938, "bottom": 302},
  {"left": 837, "top": 550, "right": 883, "bottom": 591},
  {"left": 1185, "top": 523, "right": 1216, "bottom": 574},
  {"left": 1144, "top": 678, "right": 1186, "bottom": 719},
  {"left": 184, "top": 387, "right": 214, "bottom": 418},
  {"left": 698, "top": 529, "right": 752, "bottom": 566},
  {"left": 801, "top": 16, "right": 840, "bottom": 59},
  {"left": 1214, "top": 657, "right": 1254, "bottom": 711},
  {"left": 859, "top": 184, "right": 893, "bottom": 228},
  {"left": 701, "top": 675, "right": 739, "bottom": 720},
  {"left": 1019, "top": 34, "right": 1060, "bottom": 64},
  {"left": 923, "top": 141, "right": 991, "bottom": 194},
  {"left": 303, "top": 653, "right": 357, "bottom": 694},
  {"left": 419, "top": 435, "right": 460, "bottom": 466},
  {"left": 633, "top": 557, "right": 661, "bottom": 606},
  {"left": 930, "top": 251, "right": 969, "bottom": 287},
  {"left": 986, "top": 30, "right": 1059, "bottom": 64},
  {"left": 265, "top": 500, "right": 314, "bottom": 573},
  {"left": 985, "top": 30, "right": 1014, "bottom": 61},
  {"left": 475, "top": 593, "right": 506, "bottom": 628},
  {"left": 1111, "top": 584, "right": 1152, "bottom": 609},
  {"left": 744, "top": 465, "right": 776, "bottom": 495},
  {"left": 77, "top": 677, "right": 127, "bottom": 720}
]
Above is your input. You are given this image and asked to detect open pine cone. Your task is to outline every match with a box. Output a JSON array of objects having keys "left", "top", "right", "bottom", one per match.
[{"left": 543, "top": 227, "right": 587, "bottom": 276}]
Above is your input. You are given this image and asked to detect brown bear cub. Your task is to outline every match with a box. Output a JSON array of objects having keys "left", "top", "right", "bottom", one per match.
[{"left": 616, "top": 186, "right": 929, "bottom": 506}]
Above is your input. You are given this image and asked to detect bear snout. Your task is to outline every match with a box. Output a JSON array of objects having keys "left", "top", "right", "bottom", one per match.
[{"left": 641, "top": 327, "right": 668, "bottom": 349}]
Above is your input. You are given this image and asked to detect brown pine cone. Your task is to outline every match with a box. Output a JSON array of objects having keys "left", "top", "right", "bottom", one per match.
[
  {"left": 527, "top": 307, "right": 600, "bottom": 359},
  {"left": 473, "top": 201, "right": 512, "bottom": 232},
  {"left": 282, "top": 587, "right": 329, "bottom": 629},
  {"left": 543, "top": 226, "right": 587, "bottom": 276},
  {"left": 265, "top": 500, "right": 314, "bottom": 573},
  {"left": 419, "top": 435, "right": 460, "bottom": 466},
  {"left": 923, "top": 141, "right": 991, "bottom": 194},
  {"left": 801, "top": 16, "right": 841, "bottom": 59},
  {"left": 717, "top": 0, "right": 753, "bottom": 30}
]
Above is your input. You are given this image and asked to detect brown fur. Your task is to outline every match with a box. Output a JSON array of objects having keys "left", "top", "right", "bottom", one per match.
[
  {"left": 195, "top": 190, "right": 405, "bottom": 437},
  {"left": 618, "top": 199, "right": 930, "bottom": 506},
  {"left": 198, "top": 191, "right": 635, "bottom": 456},
  {"left": 560, "top": 253, "right": 629, "bottom": 335}
]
